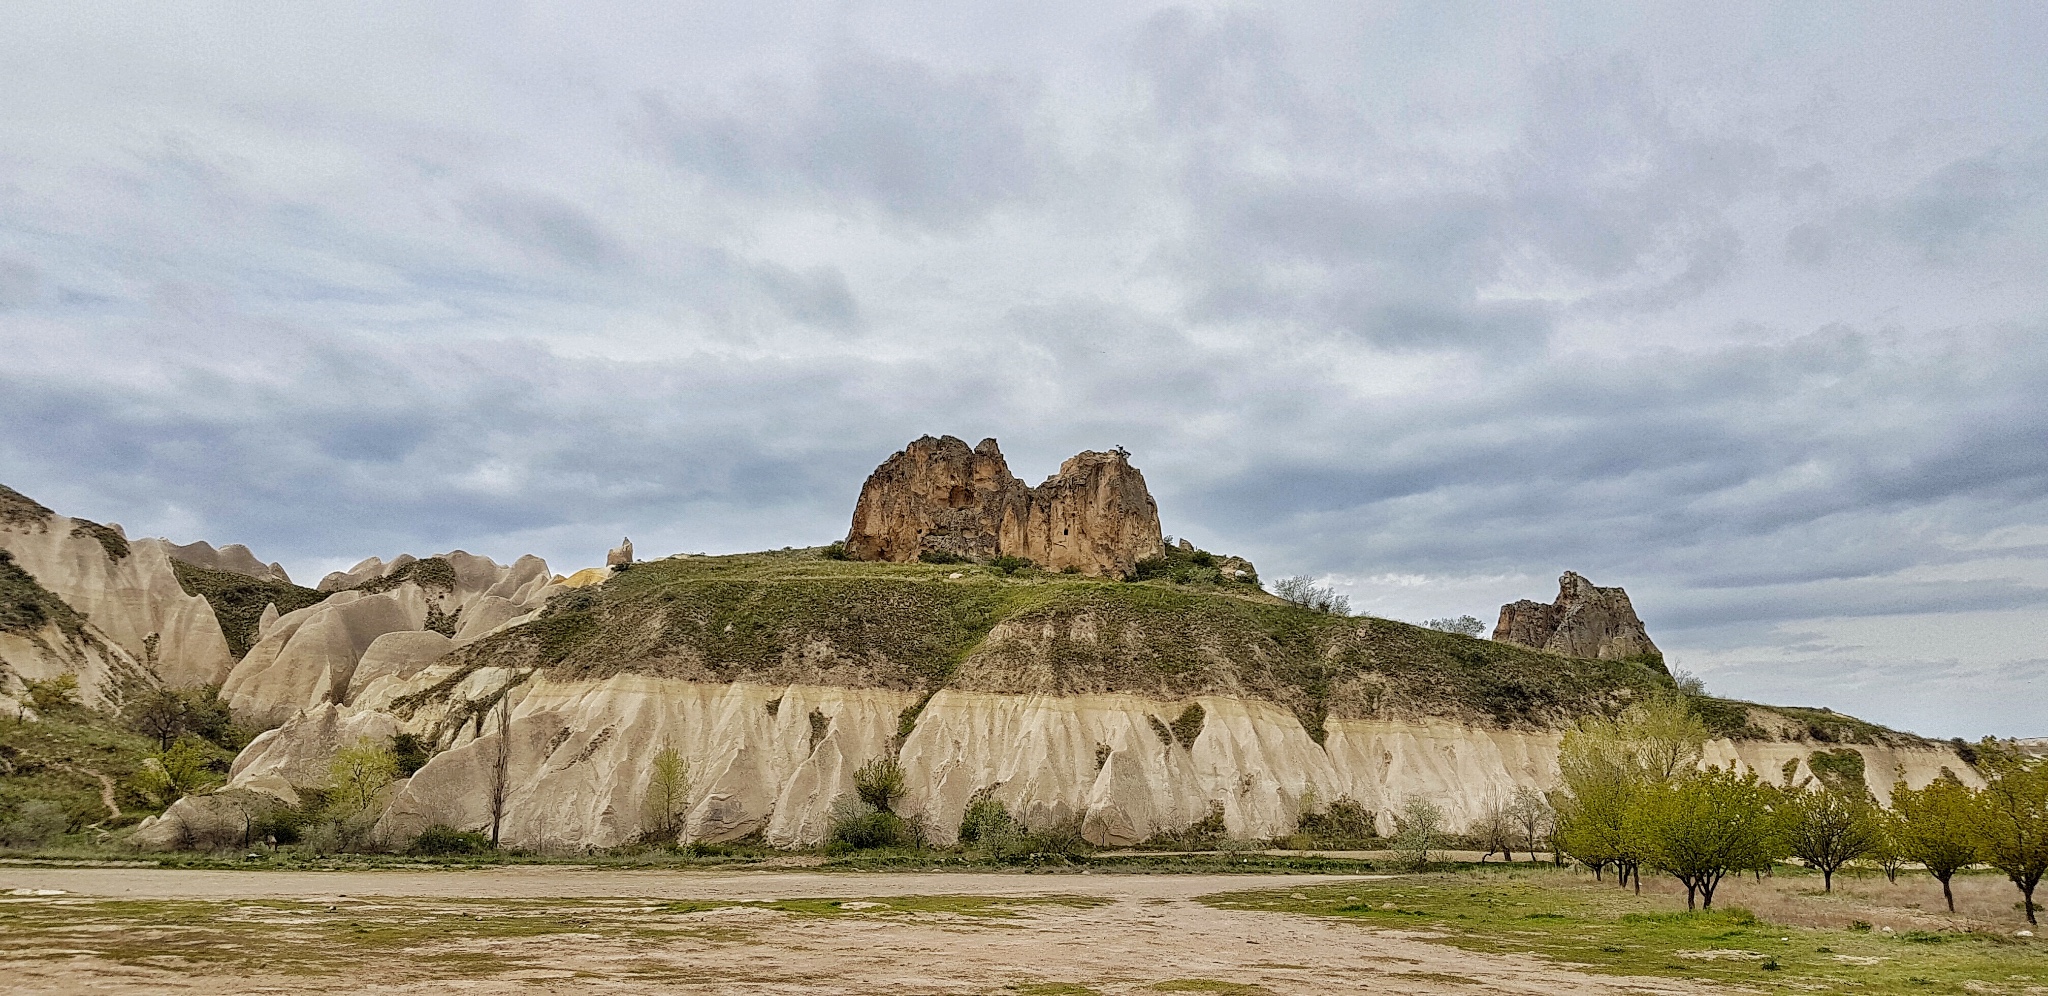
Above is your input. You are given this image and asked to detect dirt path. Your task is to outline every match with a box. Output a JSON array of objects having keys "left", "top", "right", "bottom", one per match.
[
  {"left": 60, "top": 763, "right": 120, "bottom": 818},
  {"left": 0, "top": 866, "right": 1719, "bottom": 995}
]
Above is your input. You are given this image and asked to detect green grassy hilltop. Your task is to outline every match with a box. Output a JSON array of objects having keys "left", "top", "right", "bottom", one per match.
[{"left": 442, "top": 546, "right": 1920, "bottom": 743}]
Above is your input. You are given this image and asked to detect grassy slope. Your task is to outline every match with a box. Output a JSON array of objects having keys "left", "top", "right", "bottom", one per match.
[
  {"left": 169, "top": 560, "right": 330, "bottom": 660},
  {"left": 0, "top": 708, "right": 159, "bottom": 838},
  {"left": 1205, "top": 869, "right": 2043, "bottom": 996},
  {"left": 442, "top": 548, "right": 1895, "bottom": 739}
]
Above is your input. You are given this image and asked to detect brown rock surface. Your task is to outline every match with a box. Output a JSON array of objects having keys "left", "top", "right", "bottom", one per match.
[
  {"left": 844, "top": 436, "right": 1164, "bottom": 576},
  {"left": 1493, "top": 571, "right": 1660, "bottom": 661}
]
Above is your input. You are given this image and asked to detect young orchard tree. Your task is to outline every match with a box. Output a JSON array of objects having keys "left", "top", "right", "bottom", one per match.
[
  {"left": 1786, "top": 785, "right": 1880, "bottom": 892},
  {"left": 1970, "top": 740, "right": 2048, "bottom": 926},
  {"left": 1640, "top": 766, "right": 1786, "bottom": 909},
  {"left": 1553, "top": 690, "right": 1706, "bottom": 891},
  {"left": 1889, "top": 775, "right": 1983, "bottom": 913}
]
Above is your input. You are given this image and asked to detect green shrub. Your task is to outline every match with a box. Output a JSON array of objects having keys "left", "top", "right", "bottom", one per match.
[
  {"left": 0, "top": 800, "right": 68, "bottom": 849},
  {"left": 1296, "top": 797, "right": 1377, "bottom": 843},
  {"left": 917, "top": 549, "right": 969, "bottom": 565},
  {"left": 989, "top": 555, "right": 1034, "bottom": 575},
  {"left": 990, "top": 818, "right": 1091, "bottom": 865},
  {"left": 822, "top": 541, "right": 852, "bottom": 561},
  {"left": 390, "top": 733, "right": 433, "bottom": 777},
  {"left": 411, "top": 824, "right": 492, "bottom": 855},
  {"left": 827, "top": 797, "right": 914, "bottom": 850},
  {"left": 958, "top": 792, "right": 1021, "bottom": 846},
  {"left": 853, "top": 756, "right": 905, "bottom": 811}
]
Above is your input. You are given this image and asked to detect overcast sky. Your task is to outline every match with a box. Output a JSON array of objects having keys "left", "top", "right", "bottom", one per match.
[{"left": 3, "top": 2, "right": 2044, "bottom": 737}]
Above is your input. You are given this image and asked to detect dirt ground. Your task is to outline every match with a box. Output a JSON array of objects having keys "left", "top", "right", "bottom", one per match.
[{"left": 0, "top": 865, "right": 1726, "bottom": 996}]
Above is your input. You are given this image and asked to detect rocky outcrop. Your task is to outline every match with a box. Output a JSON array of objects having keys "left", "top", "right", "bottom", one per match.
[
  {"left": 606, "top": 538, "right": 633, "bottom": 567},
  {"left": 1494, "top": 571, "right": 1660, "bottom": 661},
  {"left": 843, "top": 436, "right": 1164, "bottom": 576}
]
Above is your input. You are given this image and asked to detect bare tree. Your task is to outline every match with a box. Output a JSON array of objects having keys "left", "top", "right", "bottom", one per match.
[
  {"left": 1272, "top": 576, "right": 1350, "bottom": 616},
  {"left": 1507, "top": 786, "right": 1555, "bottom": 862},
  {"left": 488, "top": 697, "right": 511, "bottom": 848},
  {"left": 1473, "top": 801, "right": 1516, "bottom": 862}
]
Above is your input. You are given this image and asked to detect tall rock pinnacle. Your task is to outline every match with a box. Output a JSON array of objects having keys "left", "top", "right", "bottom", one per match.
[{"left": 1493, "top": 571, "right": 1661, "bottom": 661}]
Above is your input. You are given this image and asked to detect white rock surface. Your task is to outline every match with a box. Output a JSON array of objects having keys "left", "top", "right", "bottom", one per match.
[
  {"left": 221, "top": 550, "right": 553, "bottom": 723},
  {"left": 210, "top": 674, "right": 1990, "bottom": 853},
  {"left": 0, "top": 515, "right": 233, "bottom": 694}
]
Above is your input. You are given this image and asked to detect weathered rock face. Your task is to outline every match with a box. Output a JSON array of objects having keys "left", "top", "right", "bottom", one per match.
[
  {"left": 606, "top": 538, "right": 633, "bottom": 567},
  {"left": 844, "top": 436, "right": 1164, "bottom": 576},
  {"left": 214, "top": 671, "right": 1977, "bottom": 853},
  {"left": 221, "top": 550, "right": 554, "bottom": 724},
  {"left": 0, "top": 485, "right": 234, "bottom": 698},
  {"left": 1493, "top": 571, "right": 1660, "bottom": 661}
]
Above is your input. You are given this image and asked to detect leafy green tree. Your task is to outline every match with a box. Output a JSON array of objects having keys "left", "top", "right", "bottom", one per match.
[
  {"left": 1639, "top": 766, "right": 1786, "bottom": 909},
  {"left": 642, "top": 742, "right": 692, "bottom": 843},
  {"left": 853, "top": 756, "right": 906, "bottom": 812},
  {"left": 1889, "top": 775, "right": 1982, "bottom": 913},
  {"left": 132, "top": 737, "right": 225, "bottom": 806},
  {"left": 1970, "top": 740, "right": 2048, "bottom": 926},
  {"left": 1785, "top": 786, "right": 1880, "bottom": 892},
  {"left": 1554, "top": 690, "right": 1708, "bottom": 890},
  {"left": 328, "top": 736, "right": 400, "bottom": 818}
]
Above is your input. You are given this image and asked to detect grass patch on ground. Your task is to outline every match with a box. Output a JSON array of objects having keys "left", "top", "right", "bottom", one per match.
[
  {"left": 0, "top": 892, "right": 1104, "bottom": 978},
  {"left": 1200, "top": 868, "right": 2046, "bottom": 996}
]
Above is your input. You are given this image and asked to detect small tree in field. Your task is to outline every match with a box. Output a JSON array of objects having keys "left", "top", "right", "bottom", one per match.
[
  {"left": 1970, "top": 741, "right": 2048, "bottom": 926},
  {"left": 1889, "top": 775, "right": 1982, "bottom": 913},
  {"left": 1473, "top": 801, "right": 1517, "bottom": 862},
  {"left": 1640, "top": 767, "right": 1785, "bottom": 909},
  {"left": 642, "top": 742, "right": 692, "bottom": 844},
  {"left": 1394, "top": 797, "right": 1446, "bottom": 870},
  {"left": 1786, "top": 786, "right": 1879, "bottom": 892},
  {"left": 1507, "top": 786, "right": 1555, "bottom": 862}
]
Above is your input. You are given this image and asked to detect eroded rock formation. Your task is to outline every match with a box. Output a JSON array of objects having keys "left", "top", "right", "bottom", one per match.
[
  {"left": 843, "top": 436, "right": 1165, "bottom": 576},
  {"left": 606, "top": 538, "right": 634, "bottom": 567},
  {"left": 1493, "top": 571, "right": 1660, "bottom": 661}
]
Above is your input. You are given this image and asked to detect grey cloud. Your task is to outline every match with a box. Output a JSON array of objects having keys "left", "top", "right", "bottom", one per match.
[
  {"left": 645, "top": 54, "right": 1050, "bottom": 227},
  {"left": 1786, "top": 148, "right": 2048, "bottom": 265},
  {"left": 462, "top": 189, "right": 622, "bottom": 269},
  {"left": 0, "top": 258, "right": 38, "bottom": 308},
  {"left": 752, "top": 262, "right": 860, "bottom": 330}
]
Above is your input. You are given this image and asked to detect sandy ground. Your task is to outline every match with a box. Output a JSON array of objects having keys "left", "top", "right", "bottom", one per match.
[{"left": 0, "top": 865, "right": 1723, "bottom": 995}]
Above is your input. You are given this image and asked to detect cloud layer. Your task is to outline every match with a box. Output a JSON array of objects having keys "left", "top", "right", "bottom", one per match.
[{"left": 3, "top": 2, "right": 2045, "bottom": 736}]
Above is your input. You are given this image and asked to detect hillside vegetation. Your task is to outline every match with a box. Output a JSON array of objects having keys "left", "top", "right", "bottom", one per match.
[
  {"left": 170, "top": 560, "right": 330, "bottom": 659},
  {"left": 440, "top": 547, "right": 1885, "bottom": 738}
]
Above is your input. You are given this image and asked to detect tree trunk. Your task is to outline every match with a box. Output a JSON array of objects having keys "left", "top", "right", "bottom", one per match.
[
  {"left": 1685, "top": 882, "right": 1697, "bottom": 910},
  {"left": 1939, "top": 874, "right": 1955, "bottom": 913},
  {"left": 1823, "top": 867, "right": 1833, "bottom": 893},
  {"left": 2024, "top": 881, "right": 2038, "bottom": 927},
  {"left": 1702, "top": 877, "right": 1718, "bottom": 909}
]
